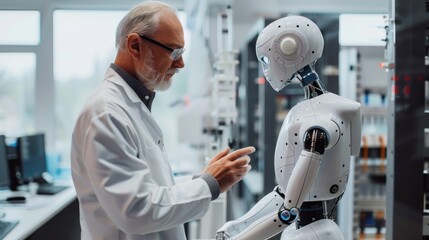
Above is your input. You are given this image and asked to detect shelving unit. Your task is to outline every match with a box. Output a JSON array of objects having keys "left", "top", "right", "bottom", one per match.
[
  {"left": 236, "top": 18, "right": 274, "bottom": 210},
  {"left": 337, "top": 14, "right": 390, "bottom": 240},
  {"left": 346, "top": 47, "right": 388, "bottom": 239}
]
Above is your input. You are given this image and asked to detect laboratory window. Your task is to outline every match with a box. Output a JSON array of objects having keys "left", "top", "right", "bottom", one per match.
[
  {"left": 0, "top": 10, "right": 40, "bottom": 45},
  {"left": 52, "top": 10, "right": 191, "bottom": 165},
  {"left": 0, "top": 53, "right": 36, "bottom": 135},
  {"left": 53, "top": 10, "right": 127, "bottom": 160}
]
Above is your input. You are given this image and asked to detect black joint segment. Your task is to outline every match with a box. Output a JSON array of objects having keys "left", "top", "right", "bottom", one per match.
[
  {"left": 275, "top": 186, "right": 285, "bottom": 198},
  {"left": 304, "top": 128, "right": 327, "bottom": 154},
  {"left": 300, "top": 65, "right": 320, "bottom": 86},
  {"left": 298, "top": 201, "right": 324, "bottom": 227}
]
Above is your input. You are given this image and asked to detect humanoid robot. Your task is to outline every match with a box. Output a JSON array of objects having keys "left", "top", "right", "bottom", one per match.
[{"left": 216, "top": 15, "right": 361, "bottom": 240}]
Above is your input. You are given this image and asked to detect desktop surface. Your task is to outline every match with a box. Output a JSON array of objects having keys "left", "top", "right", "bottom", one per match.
[{"left": 0, "top": 183, "right": 76, "bottom": 240}]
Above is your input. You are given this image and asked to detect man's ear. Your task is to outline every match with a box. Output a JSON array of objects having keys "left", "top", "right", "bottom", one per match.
[{"left": 127, "top": 34, "right": 141, "bottom": 57}]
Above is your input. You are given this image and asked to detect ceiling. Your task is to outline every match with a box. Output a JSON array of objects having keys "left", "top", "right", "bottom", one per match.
[
  {"left": 0, "top": 0, "right": 390, "bottom": 22},
  {"left": 214, "top": 0, "right": 390, "bottom": 23},
  {"left": 191, "top": 0, "right": 390, "bottom": 49},
  {"left": 0, "top": 0, "right": 390, "bottom": 50}
]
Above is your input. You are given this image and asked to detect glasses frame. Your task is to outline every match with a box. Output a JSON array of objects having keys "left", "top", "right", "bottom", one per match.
[{"left": 138, "top": 35, "right": 184, "bottom": 61}]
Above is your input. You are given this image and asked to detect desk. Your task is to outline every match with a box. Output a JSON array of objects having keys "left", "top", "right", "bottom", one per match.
[{"left": 1, "top": 185, "right": 79, "bottom": 240}]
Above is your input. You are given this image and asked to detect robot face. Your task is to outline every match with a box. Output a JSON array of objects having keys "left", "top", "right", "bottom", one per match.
[{"left": 256, "top": 16, "right": 324, "bottom": 92}]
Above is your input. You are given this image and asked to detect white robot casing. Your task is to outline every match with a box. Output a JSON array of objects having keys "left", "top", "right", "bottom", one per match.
[
  {"left": 275, "top": 92, "right": 361, "bottom": 203},
  {"left": 256, "top": 16, "right": 324, "bottom": 91},
  {"left": 216, "top": 15, "right": 361, "bottom": 240}
]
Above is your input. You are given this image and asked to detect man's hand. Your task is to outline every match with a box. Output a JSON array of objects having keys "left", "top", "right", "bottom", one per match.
[{"left": 203, "top": 146, "right": 255, "bottom": 193}]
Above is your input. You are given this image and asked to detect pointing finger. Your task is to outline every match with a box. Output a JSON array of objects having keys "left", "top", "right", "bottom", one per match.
[{"left": 227, "top": 146, "right": 255, "bottom": 160}]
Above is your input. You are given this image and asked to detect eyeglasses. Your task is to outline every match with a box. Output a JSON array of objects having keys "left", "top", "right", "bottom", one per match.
[{"left": 139, "top": 35, "right": 184, "bottom": 61}]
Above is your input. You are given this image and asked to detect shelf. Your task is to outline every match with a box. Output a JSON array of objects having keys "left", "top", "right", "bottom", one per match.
[
  {"left": 361, "top": 106, "right": 388, "bottom": 116},
  {"left": 354, "top": 197, "right": 386, "bottom": 210}
]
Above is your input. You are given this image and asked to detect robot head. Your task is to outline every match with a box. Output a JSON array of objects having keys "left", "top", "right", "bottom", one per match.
[{"left": 256, "top": 15, "right": 324, "bottom": 92}]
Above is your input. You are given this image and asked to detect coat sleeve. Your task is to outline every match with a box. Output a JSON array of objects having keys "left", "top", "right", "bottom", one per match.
[{"left": 81, "top": 111, "right": 212, "bottom": 234}]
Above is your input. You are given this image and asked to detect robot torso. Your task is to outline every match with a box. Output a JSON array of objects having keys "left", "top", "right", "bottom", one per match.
[{"left": 274, "top": 92, "right": 361, "bottom": 202}]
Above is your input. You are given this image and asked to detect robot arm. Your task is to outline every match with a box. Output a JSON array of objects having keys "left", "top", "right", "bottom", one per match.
[
  {"left": 282, "top": 128, "right": 327, "bottom": 210},
  {"left": 216, "top": 128, "right": 329, "bottom": 240}
]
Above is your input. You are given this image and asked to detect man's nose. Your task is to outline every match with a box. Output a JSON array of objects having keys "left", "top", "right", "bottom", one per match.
[{"left": 173, "top": 57, "right": 185, "bottom": 68}]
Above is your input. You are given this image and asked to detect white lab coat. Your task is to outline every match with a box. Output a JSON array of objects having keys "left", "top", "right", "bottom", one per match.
[{"left": 71, "top": 67, "right": 212, "bottom": 240}]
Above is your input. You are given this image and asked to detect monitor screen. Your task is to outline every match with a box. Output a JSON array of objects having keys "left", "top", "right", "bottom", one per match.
[
  {"left": 0, "top": 135, "right": 9, "bottom": 187},
  {"left": 17, "top": 133, "right": 47, "bottom": 181}
]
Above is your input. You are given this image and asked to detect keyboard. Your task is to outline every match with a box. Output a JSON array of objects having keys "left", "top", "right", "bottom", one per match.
[
  {"left": 37, "top": 185, "right": 69, "bottom": 195},
  {"left": 0, "top": 220, "right": 18, "bottom": 239}
]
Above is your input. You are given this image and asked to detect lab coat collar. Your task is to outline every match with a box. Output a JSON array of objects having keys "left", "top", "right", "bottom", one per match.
[
  {"left": 104, "top": 67, "right": 153, "bottom": 108},
  {"left": 109, "top": 63, "right": 156, "bottom": 111}
]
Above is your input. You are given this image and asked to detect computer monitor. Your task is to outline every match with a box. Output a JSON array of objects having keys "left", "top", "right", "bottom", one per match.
[
  {"left": 0, "top": 135, "right": 10, "bottom": 188},
  {"left": 16, "top": 133, "right": 47, "bottom": 181}
]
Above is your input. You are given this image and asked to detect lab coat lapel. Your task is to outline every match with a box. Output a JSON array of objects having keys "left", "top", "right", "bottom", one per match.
[
  {"left": 104, "top": 67, "right": 164, "bottom": 150},
  {"left": 104, "top": 68, "right": 174, "bottom": 185}
]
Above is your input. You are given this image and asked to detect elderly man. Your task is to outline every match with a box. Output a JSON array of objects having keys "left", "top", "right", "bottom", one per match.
[{"left": 71, "top": 1, "right": 255, "bottom": 240}]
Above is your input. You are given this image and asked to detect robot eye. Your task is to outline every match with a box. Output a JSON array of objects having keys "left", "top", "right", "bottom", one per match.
[{"left": 260, "top": 56, "right": 270, "bottom": 66}]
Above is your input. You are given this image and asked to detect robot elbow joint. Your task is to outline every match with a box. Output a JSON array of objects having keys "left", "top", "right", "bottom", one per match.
[{"left": 278, "top": 207, "right": 300, "bottom": 224}]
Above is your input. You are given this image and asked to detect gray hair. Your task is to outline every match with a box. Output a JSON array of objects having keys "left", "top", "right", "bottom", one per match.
[{"left": 115, "top": 1, "right": 177, "bottom": 50}]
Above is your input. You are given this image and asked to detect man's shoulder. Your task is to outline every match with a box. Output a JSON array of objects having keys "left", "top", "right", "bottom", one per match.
[
  {"left": 77, "top": 68, "right": 146, "bottom": 125},
  {"left": 77, "top": 81, "right": 127, "bottom": 119}
]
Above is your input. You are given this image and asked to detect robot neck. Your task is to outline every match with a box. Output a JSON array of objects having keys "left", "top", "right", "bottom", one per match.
[
  {"left": 304, "top": 80, "right": 326, "bottom": 99},
  {"left": 297, "top": 65, "right": 326, "bottom": 99}
]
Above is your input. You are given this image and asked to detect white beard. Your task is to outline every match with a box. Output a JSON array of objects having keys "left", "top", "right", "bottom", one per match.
[
  {"left": 154, "top": 76, "right": 172, "bottom": 91},
  {"left": 155, "top": 68, "right": 179, "bottom": 91},
  {"left": 136, "top": 51, "right": 177, "bottom": 92}
]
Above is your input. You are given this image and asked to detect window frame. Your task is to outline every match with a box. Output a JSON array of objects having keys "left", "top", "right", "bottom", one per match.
[{"left": 0, "top": 1, "right": 185, "bottom": 151}]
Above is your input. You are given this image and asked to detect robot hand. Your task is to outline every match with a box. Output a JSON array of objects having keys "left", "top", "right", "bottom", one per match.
[
  {"left": 215, "top": 220, "right": 237, "bottom": 240},
  {"left": 215, "top": 188, "right": 286, "bottom": 240}
]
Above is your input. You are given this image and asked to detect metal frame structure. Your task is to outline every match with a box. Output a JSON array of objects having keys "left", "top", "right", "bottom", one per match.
[{"left": 386, "top": 0, "right": 429, "bottom": 239}]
